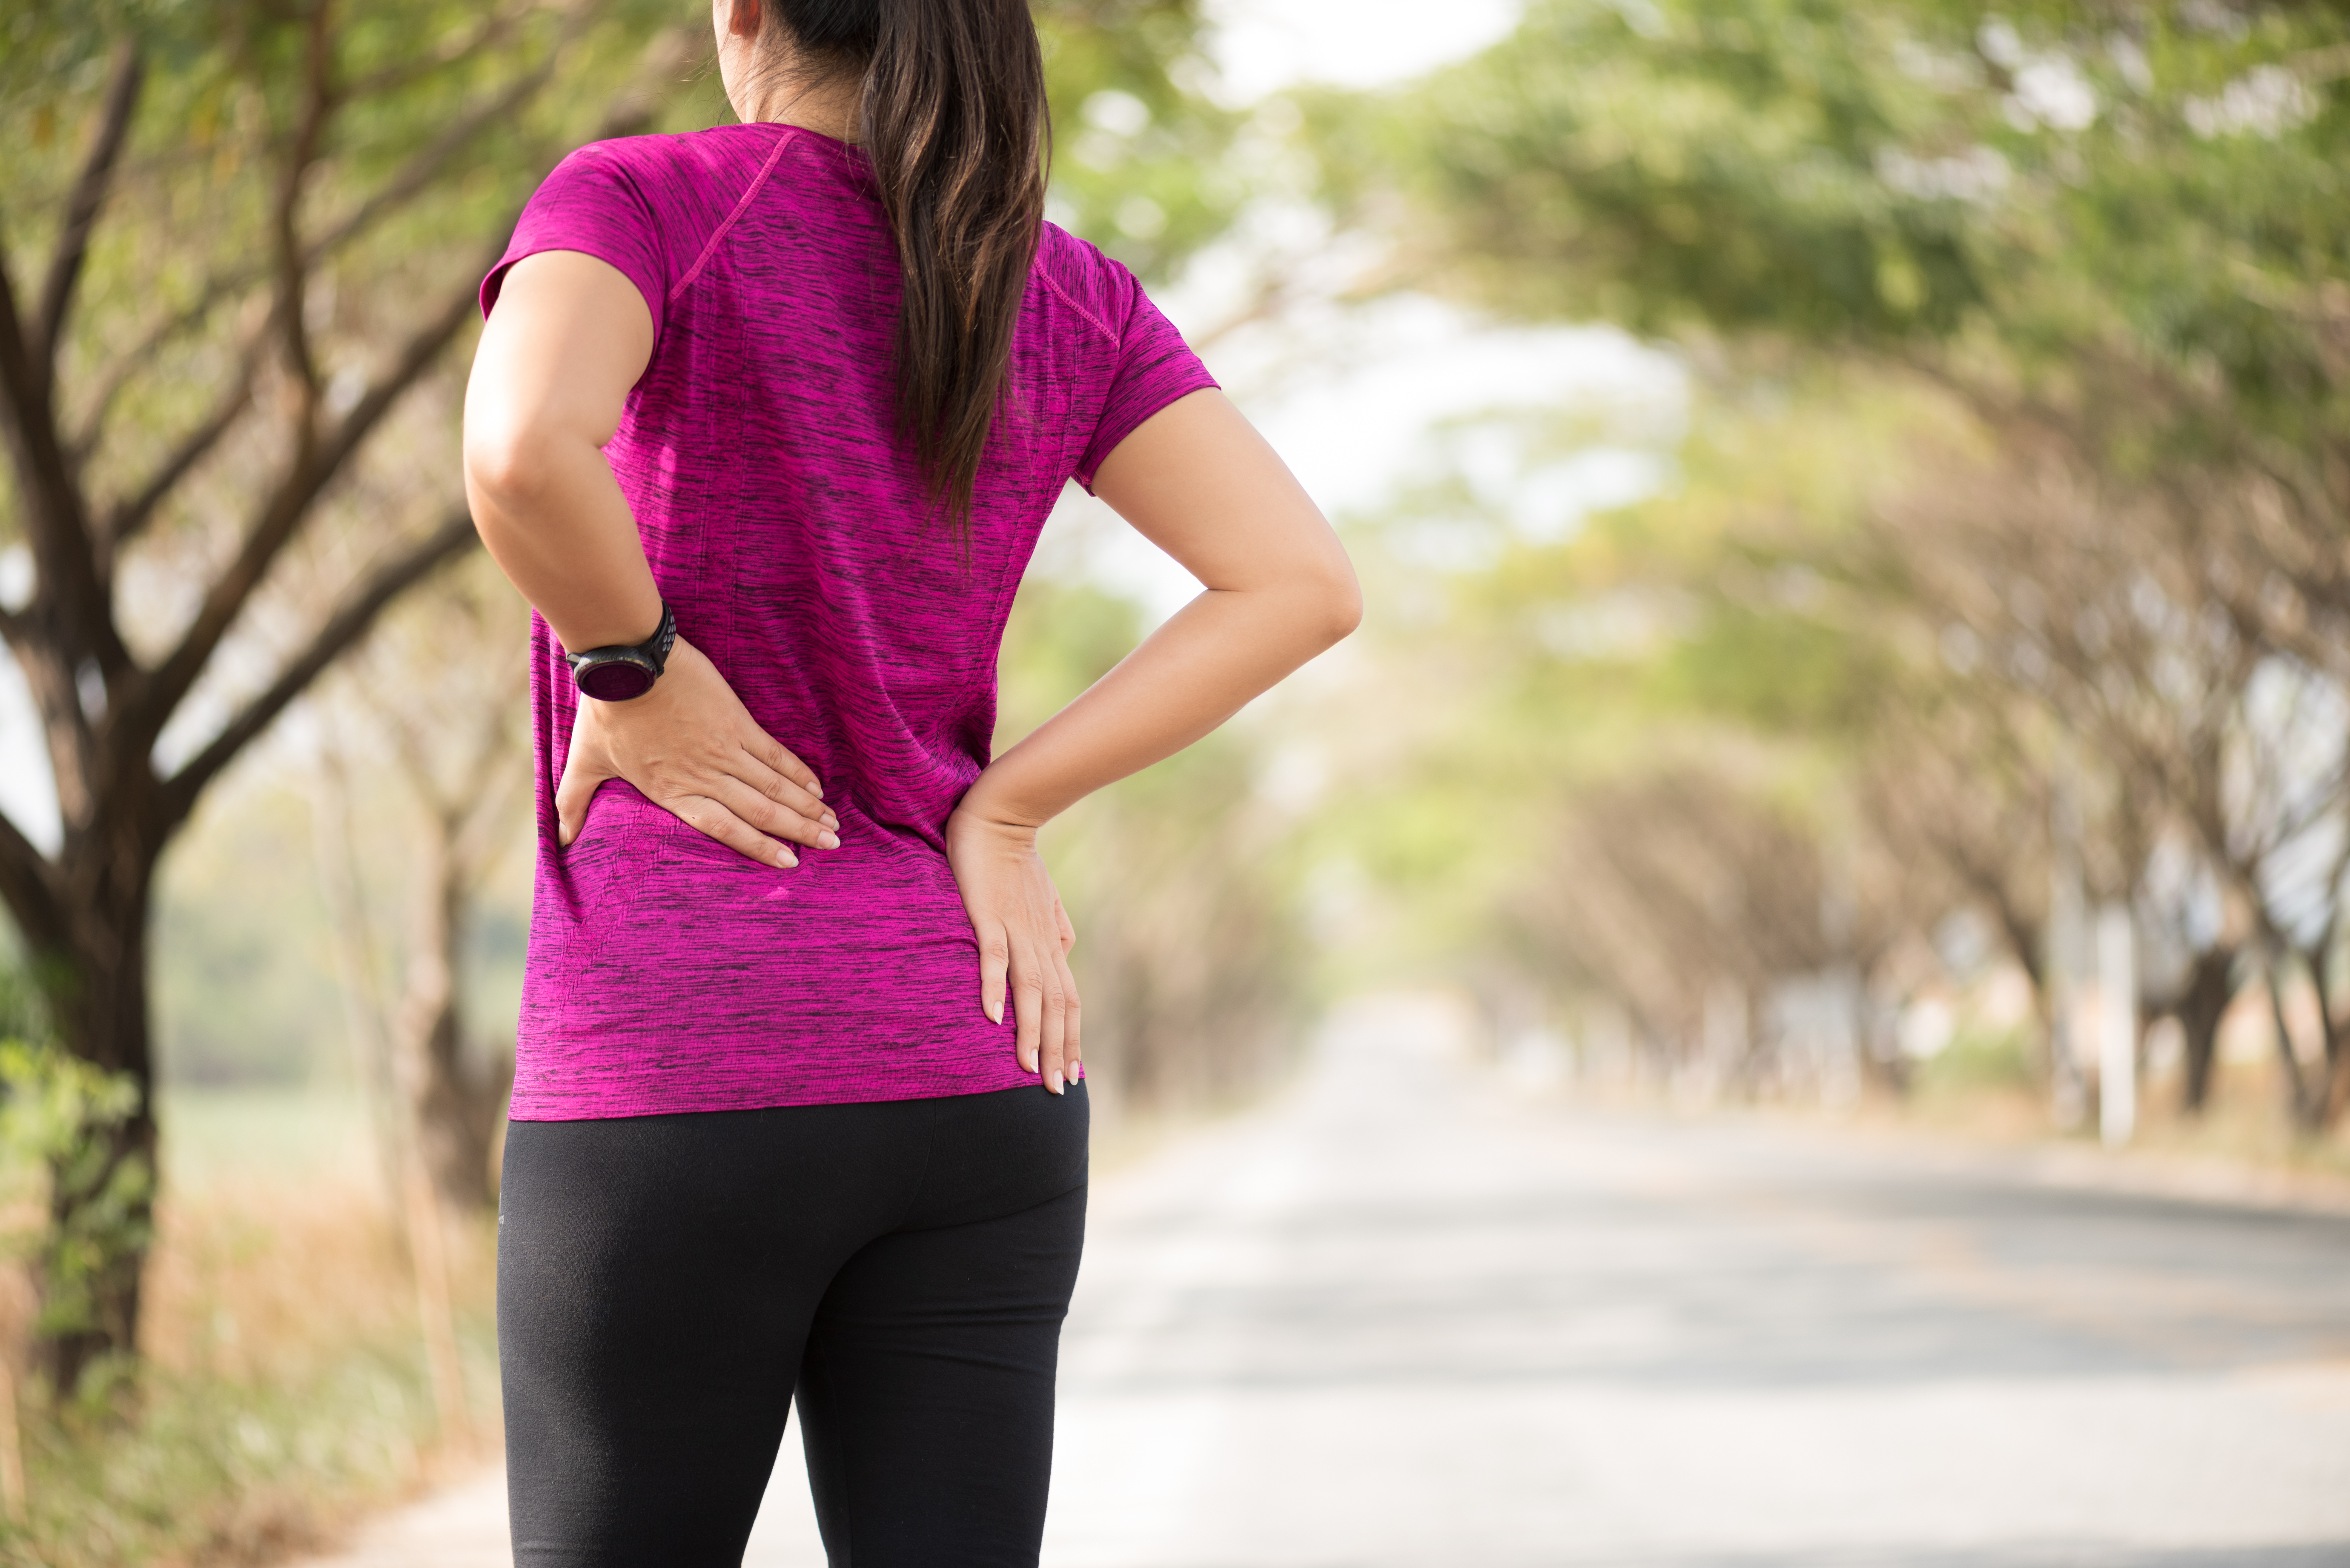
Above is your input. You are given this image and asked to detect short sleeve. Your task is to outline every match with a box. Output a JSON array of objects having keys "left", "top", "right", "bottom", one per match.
[
  {"left": 479, "top": 143, "right": 673, "bottom": 344},
  {"left": 1075, "top": 272, "right": 1220, "bottom": 492}
]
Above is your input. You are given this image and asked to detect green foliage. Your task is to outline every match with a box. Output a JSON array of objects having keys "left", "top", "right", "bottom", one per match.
[
  {"left": 1318, "top": 0, "right": 1986, "bottom": 337},
  {"left": 1358, "top": 0, "right": 2350, "bottom": 471},
  {"left": 1373, "top": 0, "right": 2350, "bottom": 369},
  {"left": 0, "top": 976, "right": 151, "bottom": 1370},
  {"left": 995, "top": 575, "right": 1144, "bottom": 730},
  {"left": 3, "top": 0, "right": 685, "bottom": 495},
  {"left": 0, "top": 1039, "right": 149, "bottom": 1358},
  {"left": 1913, "top": 1023, "right": 2038, "bottom": 1097},
  {"left": 1038, "top": 0, "right": 1240, "bottom": 281}
]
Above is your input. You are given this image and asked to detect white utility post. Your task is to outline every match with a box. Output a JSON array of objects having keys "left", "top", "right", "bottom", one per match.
[
  {"left": 2048, "top": 751, "right": 2088, "bottom": 1130},
  {"left": 2097, "top": 902, "right": 2137, "bottom": 1147}
]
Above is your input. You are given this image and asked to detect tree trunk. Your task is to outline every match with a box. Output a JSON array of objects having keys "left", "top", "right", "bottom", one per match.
[
  {"left": 2297, "top": 940, "right": 2347, "bottom": 1137},
  {"left": 2261, "top": 956, "right": 2315, "bottom": 1127},
  {"left": 2323, "top": 1044, "right": 2350, "bottom": 1133},
  {"left": 2173, "top": 945, "right": 2238, "bottom": 1116},
  {"left": 392, "top": 812, "right": 506, "bottom": 1212},
  {"left": 39, "top": 867, "right": 159, "bottom": 1398}
]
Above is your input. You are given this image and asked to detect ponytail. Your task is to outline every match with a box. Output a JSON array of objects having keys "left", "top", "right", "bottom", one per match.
[{"left": 771, "top": 0, "right": 1049, "bottom": 534}]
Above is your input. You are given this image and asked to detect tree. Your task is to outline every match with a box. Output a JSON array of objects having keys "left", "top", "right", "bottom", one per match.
[
  {"left": 0, "top": 0, "right": 687, "bottom": 1393},
  {"left": 332, "top": 556, "right": 530, "bottom": 1214},
  {"left": 1313, "top": 0, "right": 2350, "bottom": 1127}
]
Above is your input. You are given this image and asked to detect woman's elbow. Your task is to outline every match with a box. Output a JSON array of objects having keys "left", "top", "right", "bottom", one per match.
[
  {"left": 1307, "top": 561, "right": 1364, "bottom": 649},
  {"left": 461, "top": 416, "right": 546, "bottom": 518}
]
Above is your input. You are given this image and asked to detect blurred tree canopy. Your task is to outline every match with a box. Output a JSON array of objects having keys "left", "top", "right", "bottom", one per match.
[
  {"left": 1041, "top": 0, "right": 1242, "bottom": 275},
  {"left": 0, "top": 0, "right": 707, "bottom": 1396},
  {"left": 1313, "top": 0, "right": 2350, "bottom": 1127}
]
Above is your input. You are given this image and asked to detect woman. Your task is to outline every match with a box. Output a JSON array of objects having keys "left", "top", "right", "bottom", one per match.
[{"left": 462, "top": 0, "right": 1358, "bottom": 1561}]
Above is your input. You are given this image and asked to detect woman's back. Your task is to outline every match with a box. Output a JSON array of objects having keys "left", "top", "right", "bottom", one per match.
[
  {"left": 482, "top": 122, "right": 1214, "bottom": 1119},
  {"left": 468, "top": 6, "right": 1354, "bottom": 1559}
]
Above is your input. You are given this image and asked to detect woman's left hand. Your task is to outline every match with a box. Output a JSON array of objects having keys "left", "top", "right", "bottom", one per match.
[{"left": 945, "top": 804, "right": 1080, "bottom": 1093}]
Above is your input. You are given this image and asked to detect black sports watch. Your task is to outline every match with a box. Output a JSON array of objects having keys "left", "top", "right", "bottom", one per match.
[{"left": 565, "top": 600, "right": 676, "bottom": 702}]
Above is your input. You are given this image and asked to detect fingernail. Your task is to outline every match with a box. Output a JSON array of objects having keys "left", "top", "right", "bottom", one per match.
[
  {"left": 777, "top": 849, "right": 797, "bottom": 868},
  {"left": 817, "top": 831, "right": 839, "bottom": 850},
  {"left": 822, "top": 813, "right": 840, "bottom": 830},
  {"left": 1046, "top": 1068, "right": 1064, "bottom": 1094},
  {"left": 1020, "top": 1051, "right": 1037, "bottom": 1073},
  {"left": 809, "top": 781, "right": 824, "bottom": 797},
  {"left": 1072, "top": 1062, "right": 1084, "bottom": 1083}
]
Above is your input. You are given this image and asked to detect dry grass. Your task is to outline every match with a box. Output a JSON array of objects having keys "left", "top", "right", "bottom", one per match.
[
  {"left": 1788, "top": 1043, "right": 2350, "bottom": 1208},
  {"left": 0, "top": 1094, "right": 496, "bottom": 1568},
  {"left": 1549, "top": 1029, "right": 2350, "bottom": 1207},
  {"left": 1917, "top": 1050, "right": 2350, "bottom": 1167},
  {"left": 140, "top": 1176, "right": 490, "bottom": 1388}
]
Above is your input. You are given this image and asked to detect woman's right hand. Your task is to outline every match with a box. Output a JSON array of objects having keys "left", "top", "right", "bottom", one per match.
[{"left": 555, "top": 636, "right": 838, "bottom": 868}]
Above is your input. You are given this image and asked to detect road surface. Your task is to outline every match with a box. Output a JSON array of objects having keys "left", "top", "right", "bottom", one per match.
[{"left": 299, "top": 996, "right": 2350, "bottom": 1567}]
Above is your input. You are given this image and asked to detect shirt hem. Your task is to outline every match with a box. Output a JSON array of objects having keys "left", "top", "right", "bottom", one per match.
[{"left": 505, "top": 1067, "right": 1046, "bottom": 1122}]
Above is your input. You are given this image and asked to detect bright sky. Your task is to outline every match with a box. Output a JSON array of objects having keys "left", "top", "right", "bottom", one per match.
[{"left": 1204, "top": 0, "right": 1524, "bottom": 102}]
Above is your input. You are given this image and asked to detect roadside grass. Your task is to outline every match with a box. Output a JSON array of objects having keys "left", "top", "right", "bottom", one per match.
[
  {"left": 1529, "top": 1021, "right": 2350, "bottom": 1195},
  {"left": 1910, "top": 1024, "right": 2038, "bottom": 1099},
  {"left": 1836, "top": 1033, "right": 2350, "bottom": 1194},
  {"left": 0, "top": 1090, "right": 496, "bottom": 1568},
  {"left": 2093, "top": 1072, "right": 2350, "bottom": 1187}
]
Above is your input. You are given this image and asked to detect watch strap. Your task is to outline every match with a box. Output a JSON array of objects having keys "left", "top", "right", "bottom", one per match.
[{"left": 565, "top": 600, "right": 676, "bottom": 701}]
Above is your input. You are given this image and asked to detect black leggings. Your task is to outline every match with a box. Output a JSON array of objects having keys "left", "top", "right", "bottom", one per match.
[{"left": 497, "top": 1084, "right": 1089, "bottom": 1567}]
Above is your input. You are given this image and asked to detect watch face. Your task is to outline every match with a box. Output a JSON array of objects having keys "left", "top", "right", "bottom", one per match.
[{"left": 578, "top": 659, "right": 656, "bottom": 702}]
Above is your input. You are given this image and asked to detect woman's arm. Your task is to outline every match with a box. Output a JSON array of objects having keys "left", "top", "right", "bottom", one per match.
[
  {"left": 948, "top": 388, "right": 1361, "bottom": 1090},
  {"left": 463, "top": 250, "right": 838, "bottom": 865}
]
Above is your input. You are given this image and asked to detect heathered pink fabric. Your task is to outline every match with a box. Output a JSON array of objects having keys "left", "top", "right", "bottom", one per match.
[{"left": 481, "top": 123, "right": 1216, "bottom": 1120}]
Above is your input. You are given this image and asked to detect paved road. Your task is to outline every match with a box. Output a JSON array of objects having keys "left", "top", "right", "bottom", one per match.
[{"left": 300, "top": 998, "right": 2350, "bottom": 1567}]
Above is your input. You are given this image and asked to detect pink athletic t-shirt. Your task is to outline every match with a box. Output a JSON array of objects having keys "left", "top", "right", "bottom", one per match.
[{"left": 481, "top": 123, "right": 1217, "bottom": 1121}]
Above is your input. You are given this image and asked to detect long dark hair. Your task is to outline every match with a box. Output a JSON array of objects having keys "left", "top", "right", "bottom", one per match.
[{"left": 769, "top": 0, "right": 1049, "bottom": 531}]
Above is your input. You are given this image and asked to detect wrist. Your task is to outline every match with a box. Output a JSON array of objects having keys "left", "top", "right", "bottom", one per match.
[
  {"left": 951, "top": 781, "right": 1049, "bottom": 836},
  {"left": 565, "top": 599, "right": 676, "bottom": 702}
]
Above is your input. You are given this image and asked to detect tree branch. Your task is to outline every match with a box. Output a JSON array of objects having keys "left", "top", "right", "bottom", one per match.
[
  {"left": 0, "top": 798, "right": 63, "bottom": 960},
  {"left": 100, "top": 343, "right": 262, "bottom": 555},
  {"left": 133, "top": 266, "right": 483, "bottom": 742},
  {"left": 157, "top": 512, "right": 480, "bottom": 829},
  {"left": 312, "top": 278, "right": 484, "bottom": 489},
  {"left": 68, "top": 264, "right": 263, "bottom": 466},
  {"left": 73, "top": 15, "right": 576, "bottom": 467},
  {"left": 116, "top": 0, "right": 676, "bottom": 729},
  {"left": 271, "top": 1, "right": 338, "bottom": 410},
  {"left": 2261, "top": 942, "right": 2315, "bottom": 1124},
  {"left": 110, "top": 29, "right": 669, "bottom": 768},
  {"left": 34, "top": 41, "right": 145, "bottom": 386},
  {"left": 306, "top": 51, "right": 562, "bottom": 260},
  {"left": 0, "top": 232, "right": 131, "bottom": 680},
  {"left": 341, "top": 0, "right": 536, "bottom": 98}
]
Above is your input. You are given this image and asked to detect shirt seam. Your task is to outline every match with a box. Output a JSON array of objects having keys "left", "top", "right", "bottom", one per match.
[
  {"left": 1037, "top": 267, "right": 1121, "bottom": 351},
  {"left": 671, "top": 128, "right": 796, "bottom": 301}
]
